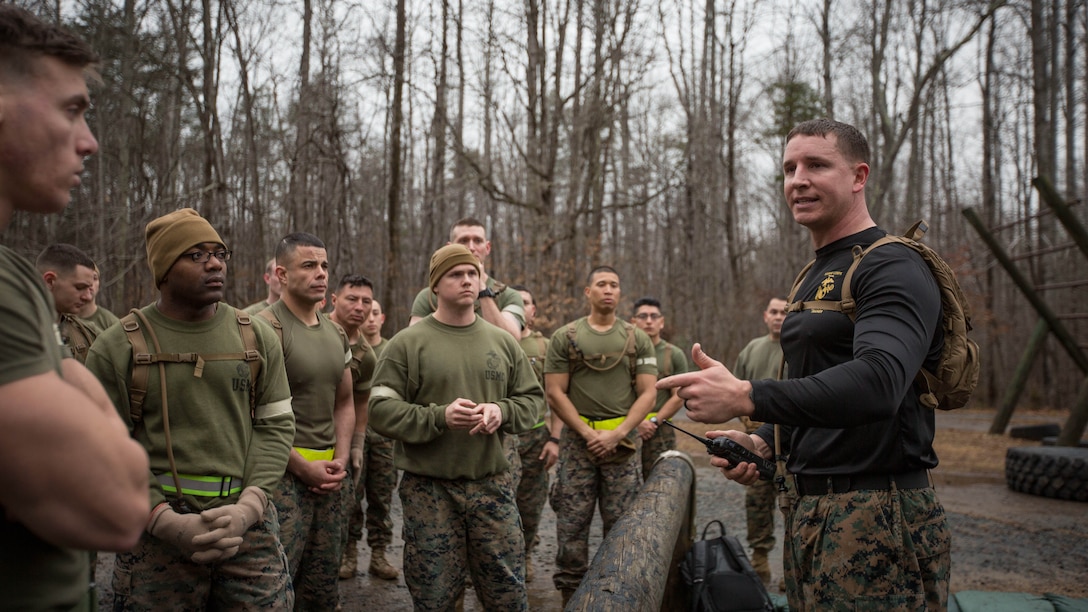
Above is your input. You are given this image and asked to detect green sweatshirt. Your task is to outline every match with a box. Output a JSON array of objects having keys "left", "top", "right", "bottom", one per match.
[{"left": 370, "top": 315, "right": 544, "bottom": 479}]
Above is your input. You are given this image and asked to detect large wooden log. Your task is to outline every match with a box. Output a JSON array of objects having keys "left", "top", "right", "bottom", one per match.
[{"left": 567, "top": 451, "right": 696, "bottom": 611}]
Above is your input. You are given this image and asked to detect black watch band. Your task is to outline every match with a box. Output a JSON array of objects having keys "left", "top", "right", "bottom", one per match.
[{"left": 478, "top": 287, "right": 496, "bottom": 299}]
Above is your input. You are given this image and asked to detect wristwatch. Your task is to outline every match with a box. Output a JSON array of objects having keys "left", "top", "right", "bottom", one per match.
[{"left": 478, "top": 287, "right": 496, "bottom": 299}]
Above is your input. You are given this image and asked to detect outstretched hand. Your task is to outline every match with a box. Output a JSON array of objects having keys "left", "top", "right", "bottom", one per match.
[{"left": 655, "top": 343, "right": 753, "bottom": 424}]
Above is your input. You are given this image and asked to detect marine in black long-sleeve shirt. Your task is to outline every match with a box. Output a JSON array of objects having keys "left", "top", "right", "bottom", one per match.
[{"left": 752, "top": 226, "right": 944, "bottom": 476}]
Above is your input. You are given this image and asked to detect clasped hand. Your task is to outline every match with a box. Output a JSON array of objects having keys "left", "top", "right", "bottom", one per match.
[
  {"left": 444, "top": 398, "right": 502, "bottom": 434},
  {"left": 585, "top": 428, "right": 623, "bottom": 461}
]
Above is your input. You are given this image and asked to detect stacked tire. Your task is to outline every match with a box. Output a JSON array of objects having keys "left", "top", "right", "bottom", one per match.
[{"left": 1005, "top": 446, "right": 1088, "bottom": 502}]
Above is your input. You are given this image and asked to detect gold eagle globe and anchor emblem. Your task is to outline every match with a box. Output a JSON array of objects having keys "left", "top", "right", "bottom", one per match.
[{"left": 815, "top": 273, "right": 837, "bottom": 300}]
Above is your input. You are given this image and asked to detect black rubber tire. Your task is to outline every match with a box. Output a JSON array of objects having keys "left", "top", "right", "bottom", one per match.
[{"left": 1005, "top": 446, "right": 1088, "bottom": 502}]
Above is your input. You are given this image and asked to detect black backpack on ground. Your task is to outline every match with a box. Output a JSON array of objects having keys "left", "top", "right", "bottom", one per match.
[{"left": 680, "top": 520, "right": 775, "bottom": 612}]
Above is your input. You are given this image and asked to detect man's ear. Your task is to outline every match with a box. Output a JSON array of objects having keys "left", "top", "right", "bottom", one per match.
[{"left": 42, "top": 270, "right": 57, "bottom": 288}]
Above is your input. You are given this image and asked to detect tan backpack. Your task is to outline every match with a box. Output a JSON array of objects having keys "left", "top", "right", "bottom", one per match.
[{"left": 787, "top": 220, "right": 980, "bottom": 410}]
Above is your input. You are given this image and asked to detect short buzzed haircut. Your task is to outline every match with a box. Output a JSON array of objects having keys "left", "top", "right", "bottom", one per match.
[
  {"left": 336, "top": 274, "right": 374, "bottom": 293},
  {"left": 786, "top": 118, "right": 870, "bottom": 165},
  {"left": 275, "top": 232, "right": 325, "bottom": 264},
  {"left": 0, "top": 5, "right": 99, "bottom": 80},
  {"left": 510, "top": 284, "right": 533, "bottom": 301},
  {"left": 586, "top": 265, "right": 619, "bottom": 285},
  {"left": 36, "top": 243, "right": 96, "bottom": 275},
  {"left": 633, "top": 297, "right": 662, "bottom": 314},
  {"left": 449, "top": 217, "right": 487, "bottom": 241}
]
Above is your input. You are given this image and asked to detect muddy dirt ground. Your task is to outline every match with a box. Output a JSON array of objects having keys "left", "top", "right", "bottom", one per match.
[{"left": 95, "top": 408, "right": 1087, "bottom": 610}]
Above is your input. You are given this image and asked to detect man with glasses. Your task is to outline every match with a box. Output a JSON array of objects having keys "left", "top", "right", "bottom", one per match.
[
  {"left": 630, "top": 297, "right": 689, "bottom": 479},
  {"left": 86, "top": 208, "right": 296, "bottom": 607}
]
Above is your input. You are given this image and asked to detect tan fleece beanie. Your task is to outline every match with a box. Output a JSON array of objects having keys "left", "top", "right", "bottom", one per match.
[
  {"left": 145, "top": 208, "right": 224, "bottom": 284},
  {"left": 428, "top": 244, "right": 480, "bottom": 290}
]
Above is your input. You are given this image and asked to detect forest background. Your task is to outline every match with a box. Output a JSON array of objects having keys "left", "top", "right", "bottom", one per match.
[{"left": 4, "top": 0, "right": 1086, "bottom": 411}]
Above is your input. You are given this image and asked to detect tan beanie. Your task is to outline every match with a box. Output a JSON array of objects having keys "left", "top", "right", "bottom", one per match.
[
  {"left": 145, "top": 208, "right": 225, "bottom": 284},
  {"left": 428, "top": 244, "right": 480, "bottom": 290}
]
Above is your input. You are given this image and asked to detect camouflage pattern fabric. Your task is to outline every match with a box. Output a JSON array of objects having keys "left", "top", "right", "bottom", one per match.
[
  {"left": 639, "top": 423, "right": 676, "bottom": 479},
  {"left": 110, "top": 503, "right": 292, "bottom": 610},
  {"left": 514, "top": 426, "right": 551, "bottom": 560},
  {"left": 505, "top": 433, "right": 522, "bottom": 493},
  {"left": 551, "top": 432, "right": 642, "bottom": 592},
  {"left": 745, "top": 477, "right": 777, "bottom": 552},
  {"left": 783, "top": 486, "right": 950, "bottom": 611},
  {"left": 399, "top": 471, "right": 527, "bottom": 611},
  {"left": 339, "top": 466, "right": 359, "bottom": 552},
  {"left": 273, "top": 472, "right": 342, "bottom": 611},
  {"left": 352, "top": 429, "right": 397, "bottom": 549}
]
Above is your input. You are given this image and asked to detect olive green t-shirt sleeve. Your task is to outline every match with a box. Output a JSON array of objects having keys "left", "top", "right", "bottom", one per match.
[
  {"left": 244, "top": 320, "right": 295, "bottom": 496},
  {"left": 409, "top": 287, "right": 435, "bottom": 319}
]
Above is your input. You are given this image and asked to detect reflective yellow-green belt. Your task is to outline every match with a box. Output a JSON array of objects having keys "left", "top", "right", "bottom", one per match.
[
  {"left": 294, "top": 446, "right": 335, "bottom": 462},
  {"left": 156, "top": 473, "right": 242, "bottom": 498},
  {"left": 645, "top": 412, "right": 658, "bottom": 421},
  {"left": 579, "top": 415, "right": 626, "bottom": 430},
  {"left": 532, "top": 420, "right": 547, "bottom": 429}
]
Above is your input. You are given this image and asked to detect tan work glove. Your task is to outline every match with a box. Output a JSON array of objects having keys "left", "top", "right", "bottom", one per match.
[
  {"left": 350, "top": 431, "right": 366, "bottom": 488},
  {"left": 188, "top": 486, "right": 267, "bottom": 564},
  {"left": 147, "top": 503, "right": 219, "bottom": 562}
]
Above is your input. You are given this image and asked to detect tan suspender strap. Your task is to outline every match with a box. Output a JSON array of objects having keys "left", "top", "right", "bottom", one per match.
[
  {"left": 235, "top": 311, "right": 261, "bottom": 418},
  {"left": 566, "top": 321, "right": 637, "bottom": 380},
  {"left": 256, "top": 308, "right": 284, "bottom": 345},
  {"left": 124, "top": 308, "right": 263, "bottom": 424},
  {"left": 121, "top": 311, "right": 151, "bottom": 424},
  {"left": 661, "top": 342, "right": 673, "bottom": 377}
]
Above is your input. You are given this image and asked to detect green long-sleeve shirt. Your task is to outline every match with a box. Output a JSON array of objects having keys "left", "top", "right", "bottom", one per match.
[{"left": 370, "top": 315, "right": 543, "bottom": 479}]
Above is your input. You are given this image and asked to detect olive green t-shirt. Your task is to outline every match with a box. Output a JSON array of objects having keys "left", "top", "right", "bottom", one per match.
[
  {"left": 349, "top": 338, "right": 377, "bottom": 393},
  {"left": 83, "top": 305, "right": 120, "bottom": 331},
  {"left": 518, "top": 330, "right": 549, "bottom": 387},
  {"left": 544, "top": 318, "right": 657, "bottom": 420},
  {"left": 0, "top": 245, "right": 88, "bottom": 610},
  {"left": 371, "top": 337, "right": 389, "bottom": 360},
  {"left": 653, "top": 339, "right": 690, "bottom": 411},
  {"left": 733, "top": 334, "right": 783, "bottom": 431},
  {"left": 266, "top": 301, "right": 351, "bottom": 449}
]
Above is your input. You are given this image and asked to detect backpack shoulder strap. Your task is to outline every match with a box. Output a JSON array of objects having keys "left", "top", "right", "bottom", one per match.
[
  {"left": 234, "top": 310, "right": 262, "bottom": 418},
  {"left": 59, "top": 313, "right": 99, "bottom": 363},
  {"left": 837, "top": 236, "right": 903, "bottom": 321},
  {"left": 120, "top": 309, "right": 151, "bottom": 425},
  {"left": 565, "top": 321, "right": 580, "bottom": 370},
  {"left": 256, "top": 307, "right": 284, "bottom": 346},
  {"left": 785, "top": 258, "right": 816, "bottom": 314}
]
